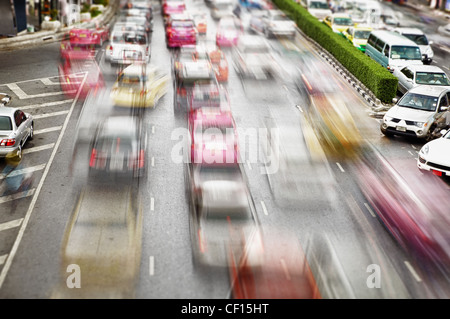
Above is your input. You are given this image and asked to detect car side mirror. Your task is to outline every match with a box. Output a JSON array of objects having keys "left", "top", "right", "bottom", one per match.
[
  {"left": 429, "top": 41, "right": 433, "bottom": 45},
  {"left": 392, "top": 98, "right": 398, "bottom": 104},
  {"left": 1, "top": 95, "right": 11, "bottom": 105},
  {"left": 439, "top": 106, "right": 448, "bottom": 112}
]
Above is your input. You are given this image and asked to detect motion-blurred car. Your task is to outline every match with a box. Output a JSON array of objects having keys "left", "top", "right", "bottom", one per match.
[
  {"left": 323, "top": 13, "right": 354, "bottom": 33},
  {"left": 191, "top": 10, "right": 207, "bottom": 35},
  {"left": 165, "top": 14, "right": 197, "bottom": 48},
  {"left": 88, "top": 116, "right": 147, "bottom": 182},
  {"left": 106, "top": 31, "right": 150, "bottom": 66},
  {"left": 380, "top": 86, "right": 450, "bottom": 141},
  {"left": 238, "top": 0, "right": 273, "bottom": 10},
  {"left": 173, "top": 60, "right": 219, "bottom": 113},
  {"left": 356, "top": 148, "right": 450, "bottom": 276},
  {"left": 228, "top": 227, "right": 322, "bottom": 299},
  {"left": 67, "top": 27, "right": 109, "bottom": 47},
  {"left": 117, "top": 14, "right": 153, "bottom": 33},
  {"left": 437, "top": 23, "right": 450, "bottom": 37},
  {"left": 249, "top": 10, "right": 296, "bottom": 38},
  {"left": 54, "top": 183, "right": 143, "bottom": 298},
  {"left": 341, "top": 25, "right": 372, "bottom": 52},
  {"left": 232, "top": 35, "right": 279, "bottom": 80},
  {"left": 194, "top": 44, "right": 229, "bottom": 83},
  {"left": 59, "top": 40, "right": 96, "bottom": 61},
  {"left": 393, "top": 65, "right": 450, "bottom": 95},
  {"left": 393, "top": 28, "right": 434, "bottom": 64},
  {"left": 162, "top": 0, "right": 186, "bottom": 24},
  {"left": 216, "top": 15, "right": 243, "bottom": 47},
  {"left": 418, "top": 128, "right": 450, "bottom": 177},
  {"left": 112, "top": 22, "right": 147, "bottom": 34},
  {"left": 110, "top": 63, "right": 169, "bottom": 108},
  {"left": 210, "top": 0, "right": 234, "bottom": 20},
  {"left": 0, "top": 107, "right": 33, "bottom": 158}
]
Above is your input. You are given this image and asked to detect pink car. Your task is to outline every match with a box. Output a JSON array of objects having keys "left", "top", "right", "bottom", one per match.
[
  {"left": 162, "top": 1, "right": 186, "bottom": 25},
  {"left": 166, "top": 15, "right": 197, "bottom": 48},
  {"left": 216, "top": 16, "right": 243, "bottom": 47},
  {"left": 68, "top": 27, "right": 109, "bottom": 47}
]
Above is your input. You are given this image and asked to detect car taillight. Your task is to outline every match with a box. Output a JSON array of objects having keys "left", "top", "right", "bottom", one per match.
[
  {"left": 0, "top": 138, "right": 15, "bottom": 146},
  {"left": 89, "top": 148, "right": 97, "bottom": 167},
  {"left": 139, "top": 150, "right": 145, "bottom": 168}
]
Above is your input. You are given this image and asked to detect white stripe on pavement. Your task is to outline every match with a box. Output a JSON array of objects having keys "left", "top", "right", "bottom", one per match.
[
  {"left": 19, "top": 100, "right": 73, "bottom": 110},
  {"left": 404, "top": 261, "right": 422, "bottom": 282},
  {"left": 149, "top": 256, "right": 154, "bottom": 276},
  {"left": 22, "top": 143, "right": 55, "bottom": 154},
  {"left": 0, "top": 189, "right": 35, "bottom": 204},
  {"left": 6, "top": 83, "right": 75, "bottom": 99},
  {"left": 0, "top": 219, "right": 24, "bottom": 232},
  {"left": 261, "top": 201, "right": 268, "bottom": 216},
  {"left": 32, "top": 110, "right": 69, "bottom": 119},
  {"left": 34, "top": 126, "right": 62, "bottom": 135},
  {"left": 0, "top": 164, "right": 46, "bottom": 180},
  {"left": 0, "top": 255, "right": 7, "bottom": 266},
  {"left": 336, "top": 162, "right": 345, "bottom": 172}
]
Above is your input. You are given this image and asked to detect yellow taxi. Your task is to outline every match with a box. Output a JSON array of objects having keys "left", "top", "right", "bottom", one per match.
[
  {"left": 111, "top": 63, "right": 169, "bottom": 108},
  {"left": 341, "top": 25, "right": 373, "bottom": 52},
  {"left": 323, "top": 13, "right": 354, "bottom": 33}
]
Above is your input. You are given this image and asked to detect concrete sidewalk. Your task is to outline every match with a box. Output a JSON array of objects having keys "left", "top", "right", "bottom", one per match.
[{"left": 0, "top": 0, "right": 120, "bottom": 52}]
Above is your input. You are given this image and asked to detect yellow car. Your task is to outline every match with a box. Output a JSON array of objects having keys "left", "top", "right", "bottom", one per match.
[
  {"left": 323, "top": 13, "right": 354, "bottom": 34},
  {"left": 111, "top": 63, "right": 169, "bottom": 108},
  {"left": 341, "top": 25, "right": 373, "bottom": 52}
]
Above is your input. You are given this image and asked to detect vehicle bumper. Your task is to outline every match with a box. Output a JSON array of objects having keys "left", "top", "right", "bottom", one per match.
[
  {"left": 381, "top": 123, "right": 428, "bottom": 139},
  {"left": 417, "top": 157, "right": 450, "bottom": 177},
  {"left": 167, "top": 38, "right": 196, "bottom": 48}
]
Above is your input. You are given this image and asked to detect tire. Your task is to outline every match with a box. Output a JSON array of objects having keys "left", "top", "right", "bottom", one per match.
[{"left": 425, "top": 126, "right": 436, "bottom": 142}]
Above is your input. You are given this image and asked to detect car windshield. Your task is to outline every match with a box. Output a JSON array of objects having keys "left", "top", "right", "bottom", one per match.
[
  {"left": 398, "top": 93, "right": 438, "bottom": 111},
  {"left": 309, "top": 1, "right": 329, "bottom": 9},
  {"left": 415, "top": 72, "right": 450, "bottom": 86},
  {"left": 334, "top": 17, "right": 353, "bottom": 26},
  {"left": 402, "top": 33, "right": 429, "bottom": 46},
  {"left": 354, "top": 30, "right": 371, "bottom": 39},
  {"left": 119, "top": 74, "right": 146, "bottom": 88},
  {"left": 390, "top": 45, "right": 422, "bottom": 60},
  {"left": 0, "top": 116, "right": 12, "bottom": 130},
  {"left": 172, "top": 21, "right": 195, "bottom": 28}
]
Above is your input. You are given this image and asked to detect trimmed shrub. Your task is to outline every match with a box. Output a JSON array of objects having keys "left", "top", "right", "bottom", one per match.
[{"left": 273, "top": 0, "right": 398, "bottom": 103}]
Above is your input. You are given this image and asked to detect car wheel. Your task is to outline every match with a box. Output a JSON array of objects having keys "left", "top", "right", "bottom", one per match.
[{"left": 425, "top": 126, "right": 436, "bottom": 142}]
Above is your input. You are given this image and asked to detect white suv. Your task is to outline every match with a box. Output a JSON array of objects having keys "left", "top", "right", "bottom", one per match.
[
  {"left": 106, "top": 30, "right": 150, "bottom": 66},
  {"left": 381, "top": 86, "right": 450, "bottom": 141},
  {"left": 393, "top": 28, "right": 434, "bottom": 65}
]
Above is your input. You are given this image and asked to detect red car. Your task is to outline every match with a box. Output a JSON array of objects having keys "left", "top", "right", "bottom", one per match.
[
  {"left": 228, "top": 227, "right": 322, "bottom": 299},
  {"left": 59, "top": 40, "right": 96, "bottom": 61},
  {"left": 162, "top": 1, "right": 186, "bottom": 24},
  {"left": 58, "top": 51, "right": 104, "bottom": 99},
  {"left": 355, "top": 148, "right": 450, "bottom": 277},
  {"left": 166, "top": 14, "right": 197, "bottom": 48},
  {"left": 68, "top": 27, "right": 109, "bottom": 47}
]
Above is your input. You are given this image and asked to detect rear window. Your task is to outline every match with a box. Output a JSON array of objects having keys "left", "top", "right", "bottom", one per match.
[
  {"left": 333, "top": 17, "right": 353, "bottom": 26},
  {"left": 415, "top": 72, "right": 450, "bottom": 85},
  {"left": 402, "top": 33, "right": 429, "bottom": 46},
  {"left": 0, "top": 116, "right": 12, "bottom": 130}
]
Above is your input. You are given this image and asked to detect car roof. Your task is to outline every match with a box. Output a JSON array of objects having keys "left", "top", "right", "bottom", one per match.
[
  {"left": 369, "top": 30, "right": 418, "bottom": 46},
  {"left": 331, "top": 13, "right": 352, "bottom": 18},
  {"left": 394, "top": 27, "right": 424, "bottom": 35},
  {"left": 181, "top": 61, "right": 213, "bottom": 78},
  {"left": 403, "top": 64, "right": 446, "bottom": 73},
  {"left": 0, "top": 107, "right": 18, "bottom": 116},
  {"left": 121, "top": 63, "right": 159, "bottom": 76},
  {"left": 408, "top": 85, "right": 450, "bottom": 96}
]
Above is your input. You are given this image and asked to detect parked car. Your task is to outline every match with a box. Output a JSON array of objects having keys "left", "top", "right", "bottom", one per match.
[
  {"left": 0, "top": 106, "right": 33, "bottom": 158},
  {"left": 380, "top": 86, "right": 450, "bottom": 141},
  {"left": 322, "top": 13, "right": 354, "bottom": 33},
  {"left": 418, "top": 128, "right": 450, "bottom": 178},
  {"left": 393, "top": 64, "right": 450, "bottom": 95},
  {"left": 393, "top": 28, "right": 434, "bottom": 65},
  {"left": 249, "top": 10, "right": 296, "bottom": 38}
]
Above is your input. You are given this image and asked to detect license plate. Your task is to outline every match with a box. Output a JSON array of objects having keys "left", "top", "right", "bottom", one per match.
[
  {"left": 79, "top": 34, "right": 87, "bottom": 37},
  {"left": 396, "top": 126, "right": 406, "bottom": 132},
  {"left": 432, "top": 170, "right": 442, "bottom": 176},
  {"left": 125, "top": 51, "right": 136, "bottom": 58},
  {"left": 110, "top": 154, "right": 124, "bottom": 171}
]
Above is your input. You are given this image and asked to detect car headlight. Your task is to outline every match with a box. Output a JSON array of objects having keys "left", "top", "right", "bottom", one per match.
[
  {"left": 384, "top": 116, "right": 393, "bottom": 122},
  {"left": 414, "top": 121, "right": 425, "bottom": 127},
  {"left": 420, "top": 144, "right": 429, "bottom": 155}
]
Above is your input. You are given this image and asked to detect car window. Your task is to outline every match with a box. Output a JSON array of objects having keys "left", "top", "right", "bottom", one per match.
[
  {"left": 333, "top": 17, "right": 353, "bottom": 26},
  {"left": 354, "top": 30, "right": 371, "bottom": 39},
  {"left": 14, "top": 111, "right": 22, "bottom": 127},
  {"left": 402, "top": 33, "right": 429, "bottom": 46},
  {"left": 401, "top": 67, "right": 413, "bottom": 79},
  {"left": 439, "top": 95, "right": 449, "bottom": 108},
  {"left": 374, "top": 39, "right": 385, "bottom": 52},
  {"left": 383, "top": 44, "right": 390, "bottom": 57},
  {"left": 0, "top": 116, "right": 13, "bottom": 130},
  {"left": 367, "top": 34, "right": 377, "bottom": 47},
  {"left": 390, "top": 46, "right": 421, "bottom": 60},
  {"left": 415, "top": 72, "right": 450, "bottom": 85},
  {"left": 398, "top": 93, "right": 438, "bottom": 111}
]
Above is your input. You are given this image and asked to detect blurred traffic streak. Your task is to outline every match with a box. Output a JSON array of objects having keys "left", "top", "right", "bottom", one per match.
[
  {"left": 295, "top": 53, "right": 364, "bottom": 159},
  {"left": 51, "top": 183, "right": 143, "bottom": 298},
  {"left": 355, "top": 145, "right": 450, "bottom": 291},
  {"left": 110, "top": 62, "right": 169, "bottom": 108},
  {"left": 262, "top": 116, "right": 339, "bottom": 208},
  {"left": 228, "top": 227, "right": 321, "bottom": 299}
]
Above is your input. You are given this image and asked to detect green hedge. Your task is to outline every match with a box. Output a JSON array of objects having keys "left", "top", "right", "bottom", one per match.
[{"left": 273, "top": 0, "right": 398, "bottom": 104}]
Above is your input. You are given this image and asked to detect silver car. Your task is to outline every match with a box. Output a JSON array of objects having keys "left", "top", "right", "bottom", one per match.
[
  {"left": 249, "top": 10, "right": 296, "bottom": 38},
  {"left": 0, "top": 104, "right": 34, "bottom": 158},
  {"left": 106, "top": 30, "right": 150, "bottom": 66},
  {"left": 393, "top": 64, "right": 450, "bottom": 95}
]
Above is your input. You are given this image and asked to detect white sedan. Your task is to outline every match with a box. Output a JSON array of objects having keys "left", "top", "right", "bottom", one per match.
[{"left": 418, "top": 129, "right": 450, "bottom": 177}]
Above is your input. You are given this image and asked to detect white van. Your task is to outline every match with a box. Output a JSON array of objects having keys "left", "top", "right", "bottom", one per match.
[
  {"left": 299, "top": 0, "right": 331, "bottom": 21},
  {"left": 393, "top": 28, "right": 434, "bottom": 65},
  {"left": 365, "top": 30, "right": 423, "bottom": 73}
]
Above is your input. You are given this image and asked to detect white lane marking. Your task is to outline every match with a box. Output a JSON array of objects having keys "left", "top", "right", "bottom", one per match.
[
  {"left": 411, "top": 144, "right": 417, "bottom": 150},
  {"left": 151, "top": 156, "right": 155, "bottom": 167},
  {"left": 404, "top": 261, "right": 422, "bottom": 282},
  {"left": 0, "top": 219, "right": 23, "bottom": 232},
  {"left": 152, "top": 125, "right": 155, "bottom": 134},
  {"left": 6, "top": 83, "right": 74, "bottom": 99},
  {"left": 19, "top": 100, "right": 73, "bottom": 110},
  {"left": 34, "top": 126, "right": 62, "bottom": 135},
  {"left": 261, "top": 201, "right": 268, "bottom": 216},
  {"left": 363, "top": 203, "right": 376, "bottom": 218},
  {"left": 0, "top": 189, "right": 35, "bottom": 204},
  {"left": 280, "top": 258, "right": 291, "bottom": 281},
  {"left": 443, "top": 66, "right": 450, "bottom": 71},
  {"left": 408, "top": 151, "right": 415, "bottom": 156},
  {"left": 0, "top": 254, "right": 7, "bottom": 266},
  {"left": 0, "top": 164, "right": 46, "bottom": 180},
  {"left": 149, "top": 256, "right": 154, "bottom": 276},
  {"left": 41, "top": 78, "right": 63, "bottom": 86},
  {"left": 0, "top": 72, "right": 88, "bottom": 289},
  {"left": 295, "top": 105, "right": 303, "bottom": 112},
  {"left": 22, "top": 143, "right": 55, "bottom": 154},
  {"left": 150, "top": 197, "right": 154, "bottom": 211},
  {"left": 32, "top": 110, "right": 69, "bottom": 119},
  {"left": 246, "top": 159, "right": 252, "bottom": 170},
  {"left": 336, "top": 162, "right": 345, "bottom": 172}
]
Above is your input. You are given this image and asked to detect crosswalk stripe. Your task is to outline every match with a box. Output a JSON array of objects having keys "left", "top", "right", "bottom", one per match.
[
  {"left": 34, "top": 126, "right": 62, "bottom": 135},
  {"left": 32, "top": 110, "right": 69, "bottom": 119},
  {"left": 19, "top": 100, "right": 73, "bottom": 110},
  {"left": 6, "top": 83, "right": 74, "bottom": 99},
  {"left": 0, "top": 189, "right": 35, "bottom": 204},
  {"left": 0, "top": 164, "right": 46, "bottom": 180},
  {"left": 0, "top": 254, "right": 7, "bottom": 265},
  {"left": 22, "top": 143, "right": 54, "bottom": 154},
  {"left": 0, "top": 219, "right": 24, "bottom": 232}
]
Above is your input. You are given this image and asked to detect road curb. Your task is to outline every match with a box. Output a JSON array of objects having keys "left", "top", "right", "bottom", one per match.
[{"left": 0, "top": 0, "right": 119, "bottom": 52}]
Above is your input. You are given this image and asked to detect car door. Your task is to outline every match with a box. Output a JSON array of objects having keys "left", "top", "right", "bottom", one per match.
[
  {"left": 14, "top": 110, "right": 29, "bottom": 145},
  {"left": 397, "top": 67, "right": 413, "bottom": 94}
]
